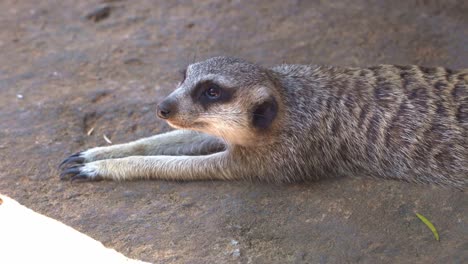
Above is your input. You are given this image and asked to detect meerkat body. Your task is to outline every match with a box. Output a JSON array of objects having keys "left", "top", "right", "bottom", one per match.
[{"left": 60, "top": 57, "right": 467, "bottom": 188}]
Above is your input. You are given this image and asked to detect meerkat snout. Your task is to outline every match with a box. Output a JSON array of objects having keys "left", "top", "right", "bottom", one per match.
[{"left": 157, "top": 97, "right": 178, "bottom": 119}]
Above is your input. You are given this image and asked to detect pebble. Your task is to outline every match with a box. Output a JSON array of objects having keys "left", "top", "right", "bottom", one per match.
[{"left": 85, "top": 5, "right": 112, "bottom": 22}]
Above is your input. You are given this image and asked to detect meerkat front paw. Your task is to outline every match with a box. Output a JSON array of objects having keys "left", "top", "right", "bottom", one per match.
[
  {"left": 59, "top": 147, "right": 110, "bottom": 169},
  {"left": 59, "top": 149, "right": 106, "bottom": 181},
  {"left": 59, "top": 161, "right": 102, "bottom": 181}
]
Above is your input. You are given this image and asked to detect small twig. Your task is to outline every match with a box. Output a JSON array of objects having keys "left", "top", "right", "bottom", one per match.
[
  {"left": 103, "top": 134, "right": 112, "bottom": 144},
  {"left": 86, "top": 127, "right": 95, "bottom": 136}
]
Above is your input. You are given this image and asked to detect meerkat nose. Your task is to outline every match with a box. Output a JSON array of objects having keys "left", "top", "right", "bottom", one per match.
[{"left": 157, "top": 98, "right": 177, "bottom": 119}]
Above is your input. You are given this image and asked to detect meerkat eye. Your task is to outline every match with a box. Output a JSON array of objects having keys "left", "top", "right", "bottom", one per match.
[
  {"left": 192, "top": 81, "right": 232, "bottom": 106},
  {"left": 204, "top": 86, "right": 221, "bottom": 99}
]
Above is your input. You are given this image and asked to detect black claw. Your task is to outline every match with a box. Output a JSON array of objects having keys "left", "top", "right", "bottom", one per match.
[
  {"left": 59, "top": 152, "right": 85, "bottom": 169},
  {"left": 71, "top": 173, "right": 91, "bottom": 182},
  {"left": 60, "top": 165, "right": 84, "bottom": 180}
]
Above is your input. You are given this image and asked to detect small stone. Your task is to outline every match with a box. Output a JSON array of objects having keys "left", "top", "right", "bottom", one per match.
[
  {"left": 123, "top": 58, "right": 143, "bottom": 65},
  {"left": 85, "top": 5, "right": 112, "bottom": 22},
  {"left": 230, "top": 239, "right": 239, "bottom": 246},
  {"left": 123, "top": 190, "right": 137, "bottom": 198},
  {"left": 16, "top": 94, "right": 23, "bottom": 99},
  {"left": 232, "top": 248, "right": 240, "bottom": 257}
]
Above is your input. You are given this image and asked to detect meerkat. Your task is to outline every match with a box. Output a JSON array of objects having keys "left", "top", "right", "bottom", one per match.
[{"left": 60, "top": 57, "right": 468, "bottom": 189}]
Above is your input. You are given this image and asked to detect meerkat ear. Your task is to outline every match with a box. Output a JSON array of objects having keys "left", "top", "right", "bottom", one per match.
[{"left": 252, "top": 97, "right": 278, "bottom": 130}]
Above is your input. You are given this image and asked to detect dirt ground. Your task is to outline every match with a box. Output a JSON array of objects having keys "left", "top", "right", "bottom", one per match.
[{"left": 0, "top": 0, "right": 467, "bottom": 263}]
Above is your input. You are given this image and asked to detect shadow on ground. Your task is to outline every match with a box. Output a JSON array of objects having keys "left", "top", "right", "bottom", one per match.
[{"left": 0, "top": 0, "right": 467, "bottom": 263}]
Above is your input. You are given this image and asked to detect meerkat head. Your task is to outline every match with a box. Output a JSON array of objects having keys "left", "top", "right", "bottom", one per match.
[{"left": 157, "top": 56, "right": 281, "bottom": 146}]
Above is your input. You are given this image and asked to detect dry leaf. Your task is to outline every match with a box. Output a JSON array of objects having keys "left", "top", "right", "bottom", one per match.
[{"left": 416, "top": 213, "right": 440, "bottom": 241}]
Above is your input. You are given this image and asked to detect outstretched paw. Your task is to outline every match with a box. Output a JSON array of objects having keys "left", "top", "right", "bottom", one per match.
[{"left": 59, "top": 162, "right": 101, "bottom": 181}]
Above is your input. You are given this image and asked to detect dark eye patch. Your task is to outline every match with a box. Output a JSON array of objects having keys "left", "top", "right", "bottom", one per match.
[{"left": 191, "top": 81, "right": 234, "bottom": 108}]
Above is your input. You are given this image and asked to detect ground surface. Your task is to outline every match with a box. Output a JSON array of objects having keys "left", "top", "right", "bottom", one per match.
[{"left": 0, "top": 0, "right": 467, "bottom": 263}]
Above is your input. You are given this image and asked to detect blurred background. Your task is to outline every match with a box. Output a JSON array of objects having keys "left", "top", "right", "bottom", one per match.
[{"left": 0, "top": 1, "right": 467, "bottom": 263}]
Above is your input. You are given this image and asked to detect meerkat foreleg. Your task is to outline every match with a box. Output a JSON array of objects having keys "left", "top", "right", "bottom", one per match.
[
  {"left": 60, "top": 151, "right": 236, "bottom": 181},
  {"left": 60, "top": 130, "right": 225, "bottom": 168}
]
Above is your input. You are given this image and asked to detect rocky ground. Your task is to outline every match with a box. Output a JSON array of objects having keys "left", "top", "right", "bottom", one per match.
[{"left": 0, "top": 0, "right": 467, "bottom": 263}]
